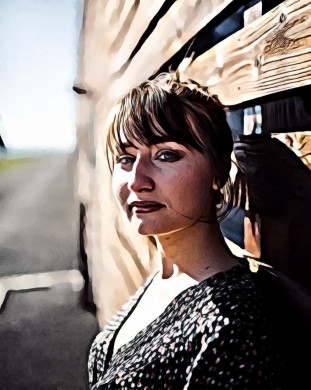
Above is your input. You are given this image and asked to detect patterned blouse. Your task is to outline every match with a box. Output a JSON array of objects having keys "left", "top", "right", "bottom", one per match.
[{"left": 88, "top": 264, "right": 284, "bottom": 389}]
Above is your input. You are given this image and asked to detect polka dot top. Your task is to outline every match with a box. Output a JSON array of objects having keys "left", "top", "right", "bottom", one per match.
[{"left": 88, "top": 264, "right": 284, "bottom": 389}]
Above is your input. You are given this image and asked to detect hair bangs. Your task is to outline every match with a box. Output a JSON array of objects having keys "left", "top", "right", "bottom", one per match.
[
  {"left": 108, "top": 86, "right": 188, "bottom": 159},
  {"left": 106, "top": 76, "right": 226, "bottom": 174}
]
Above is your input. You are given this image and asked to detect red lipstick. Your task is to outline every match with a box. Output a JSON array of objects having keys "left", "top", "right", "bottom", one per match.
[{"left": 129, "top": 201, "right": 165, "bottom": 214}]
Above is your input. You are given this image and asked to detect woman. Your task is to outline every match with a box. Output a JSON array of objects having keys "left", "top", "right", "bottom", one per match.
[{"left": 88, "top": 73, "right": 285, "bottom": 389}]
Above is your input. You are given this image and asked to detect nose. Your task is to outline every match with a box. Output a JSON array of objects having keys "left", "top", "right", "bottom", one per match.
[{"left": 128, "top": 155, "right": 155, "bottom": 193}]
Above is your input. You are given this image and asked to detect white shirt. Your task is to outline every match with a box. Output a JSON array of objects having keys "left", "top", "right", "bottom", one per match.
[{"left": 113, "top": 267, "right": 198, "bottom": 355}]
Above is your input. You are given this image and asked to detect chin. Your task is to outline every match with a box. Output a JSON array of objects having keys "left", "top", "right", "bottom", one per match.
[
  {"left": 136, "top": 222, "right": 163, "bottom": 236},
  {"left": 130, "top": 210, "right": 195, "bottom": 236},
  {"left": 135, "top": 219, "right": 182, "bottom": 236}
]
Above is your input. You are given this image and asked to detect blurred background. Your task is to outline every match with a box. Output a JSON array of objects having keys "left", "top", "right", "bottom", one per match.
[
  {"left": 0, "top": 0, "right": 310, "bottom": 388},
  {"left": 0, "top": 0, "right": 98, "bottom": 388}
]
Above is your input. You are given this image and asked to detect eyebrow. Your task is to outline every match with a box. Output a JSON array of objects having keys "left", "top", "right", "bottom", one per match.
[
  {"left": 115, "top": 142, "right": 138, "bottom": 154},
  {"left": 118, "top": 141, "right": 182, "bottom": 152}
]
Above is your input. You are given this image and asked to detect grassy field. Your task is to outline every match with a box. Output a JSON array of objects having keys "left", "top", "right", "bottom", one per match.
[{"left": 0, "top": 157, "right": 35, "bottom": 174}]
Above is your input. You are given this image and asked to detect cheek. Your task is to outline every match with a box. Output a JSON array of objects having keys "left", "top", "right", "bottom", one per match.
[
  {"left": 170, "top": 162, "right": 212, "bottom": 215},
  {"left": 112, "top": 171, "right": 129, "bottom": 207},
  {"left": 184, "top": 175, "right": 208, "bottom": 211},
  {"left": 162, "top": 171, "right": 202, "bottom": 212}
]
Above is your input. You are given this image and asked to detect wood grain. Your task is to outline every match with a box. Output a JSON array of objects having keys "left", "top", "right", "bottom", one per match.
[{"left": 186, "top": 0, "right": 311, "bottom": 106}]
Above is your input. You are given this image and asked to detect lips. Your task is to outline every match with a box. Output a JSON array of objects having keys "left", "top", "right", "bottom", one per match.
[{"left": 129, "top": 201, "right": 165, "bottom": 214}]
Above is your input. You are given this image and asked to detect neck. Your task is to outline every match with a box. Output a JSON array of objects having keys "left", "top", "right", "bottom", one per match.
[{"left": 154, "top": 221, "right": 238, "bottom": 281}]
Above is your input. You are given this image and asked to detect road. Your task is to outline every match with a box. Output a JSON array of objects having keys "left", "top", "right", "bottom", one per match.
[
  {"left": 0, "top": 154, "right": 79, "bottom": 276},
  {"left": 0, "top": 153, "right": 99, "bottom": 389}
]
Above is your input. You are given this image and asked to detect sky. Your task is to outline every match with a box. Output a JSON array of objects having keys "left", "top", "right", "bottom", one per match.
[{"left": 0, "top": 0, "right": 83, "bottom": 152}]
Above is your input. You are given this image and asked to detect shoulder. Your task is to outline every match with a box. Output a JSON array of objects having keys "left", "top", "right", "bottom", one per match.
[
  {"left": 179, "top": 265, "right": 275, "bottom": 352},
  {"left": 188, "top": 265, "right": 280, "bottom": 359},
  {"left": 184, "top": 266, "right": 284, "bottom": 388},
  {"left": 198, "top": 265, "right": 266, "bottom": 321}
]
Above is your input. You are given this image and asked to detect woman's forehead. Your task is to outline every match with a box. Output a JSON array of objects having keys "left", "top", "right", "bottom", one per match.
[{"left": 115, "top": 139, "right": 195, "bottom": 154}]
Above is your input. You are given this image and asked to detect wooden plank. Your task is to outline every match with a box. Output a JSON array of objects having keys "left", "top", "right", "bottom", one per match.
[{"left": 185, "top": 0, "right": 311, "bottom": 106}]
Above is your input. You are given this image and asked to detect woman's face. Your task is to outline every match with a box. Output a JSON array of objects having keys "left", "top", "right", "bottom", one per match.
[{"left": 112, "top": 138, "right": 215, "bottom": 236}]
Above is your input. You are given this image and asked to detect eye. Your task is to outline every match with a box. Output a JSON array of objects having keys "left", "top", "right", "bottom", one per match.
[
  {"left": 156, "top": 150, "right": 181, "bottom": 162},
  {"left": 115, "top": 155, "right": 135, "bottom": 166}
]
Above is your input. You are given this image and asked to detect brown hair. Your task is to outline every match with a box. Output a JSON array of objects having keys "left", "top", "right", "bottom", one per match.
[{"left": 106, "top": 72, "right": 234, "bottom": 221}]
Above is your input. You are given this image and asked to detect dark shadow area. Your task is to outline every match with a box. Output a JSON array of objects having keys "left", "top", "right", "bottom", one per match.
[{"left": 234, "top": 134, "right": 311, "bottom": 291}]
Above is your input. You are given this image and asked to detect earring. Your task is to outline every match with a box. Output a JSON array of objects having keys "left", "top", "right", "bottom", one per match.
[{"left": 212, "top": 182, "right": 218, "bottom": 191}]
